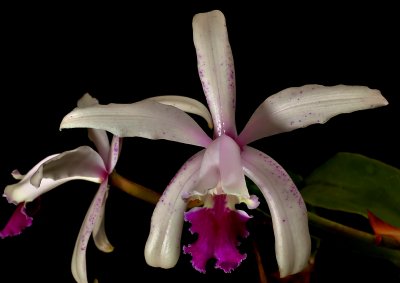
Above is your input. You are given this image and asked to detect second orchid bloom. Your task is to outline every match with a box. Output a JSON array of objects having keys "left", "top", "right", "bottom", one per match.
[{"left": 2, "top": 94, "right": 121, "bottom": 283}]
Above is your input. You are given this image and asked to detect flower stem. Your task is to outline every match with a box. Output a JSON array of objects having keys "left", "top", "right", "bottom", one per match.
[
  {"left": 308, "top": 211, "right": 400, "bottom": 267},
  {"left": 256, "top": 207, "right": 400, "bottom": 266},
  {"left": 110, "top": 171, "right": 160, "bottom": 205},
  {"left": 308, "top": 212, "right": 400, "bottom": 250},
  {"left": 253, "top": 240, "right": 269, "bottom": 283}
]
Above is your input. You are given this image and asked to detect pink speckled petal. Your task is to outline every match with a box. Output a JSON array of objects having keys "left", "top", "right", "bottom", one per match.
[
  {"left": 145, "top": 151, "right": 205, "bottom": 269},
  {"left": 60, "top": 100, "right": 212, "bottom": 148},
  {"left": 239, "top": 85, "right": 388, "bottom": 145},
  {"left": 195, "top": 135, "right": 249, "bottom": 199},
  {"left": 4, "top": 147, "right": 105, "bottom": 204},
  {"left": 92, "top": 188, "right": 113, "bottom": 253},
  {"left": 0, "top": 203, "right": 32, "bottom": 238},
  {"left": 106, "top": 136, "right": 122, "bottom": 173},
  {"left": 241, "top": 146, "right": 310, "bottom": 277},
  {"left": 145, "top": 96, "right": 213, "bottom": 129},
  {"left": 183, "top": 194, "right": 250, "bottom": 273},
  {"left": 71, "top": 180, "right": 108, "bottom": 283},
  {"left": 193, "top": 10, "right": 237, "bottom": 137}
]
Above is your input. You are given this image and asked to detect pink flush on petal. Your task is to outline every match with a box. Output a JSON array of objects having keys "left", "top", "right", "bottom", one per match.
[
  {"left": 183, "top": 194, "right": 250, "bottom": 273},
  {"left": 0, "top": 203, "right": 33, "bottom": 238}
]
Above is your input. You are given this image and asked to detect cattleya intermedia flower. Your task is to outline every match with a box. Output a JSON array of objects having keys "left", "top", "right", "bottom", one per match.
[
  {"left": 1, "top": 95, "right": 212, "bottom": 283},
  {"left": 1, "top": 94, "right": 121, "bottom": 283},
  {"left": 60, "top": 10, "right": 388, "bottom": 277}
]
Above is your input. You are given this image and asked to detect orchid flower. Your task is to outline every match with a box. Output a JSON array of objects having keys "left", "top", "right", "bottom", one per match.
[
  {"left": 2, "top": 93, "right": 122, "bottom": 283},
  {"left": 59, "top": 10, "right": 388, "bottom": 277}
]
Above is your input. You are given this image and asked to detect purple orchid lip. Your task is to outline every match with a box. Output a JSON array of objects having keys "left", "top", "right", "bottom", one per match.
[
  {"left": 183, "top": 194, "right": 250, "bottom": 273},
  {"left": 0, "top": 203, "right": 32, "bottom": 239}
]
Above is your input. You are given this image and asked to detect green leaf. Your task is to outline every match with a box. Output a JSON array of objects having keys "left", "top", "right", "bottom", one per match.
[{"left": 302, "top": 152, "right": 400, "bottom": 227}]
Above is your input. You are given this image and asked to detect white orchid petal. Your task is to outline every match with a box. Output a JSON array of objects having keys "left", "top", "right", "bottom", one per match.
[
  {"left": 77, "top": 93, "right": 100, "bottom": 108},
  {"left": 88, "top": 129, "right": 110, "bottom": 163},
  {"left": 218, "top": 135, "right": 248, "bottom": 197},
  {"left": 239, "top": 84, "right": 388, "bottom": 144},
  {"left": 145, "top": 151, "right": 204, "bottom": 268},
  {"left": 93, "top": 188, "right": 114, "bottom": 253},
  {"left": 76, "top": 93, "right": 111, "bottom": 162},
  {"left": 145, "top": 95, "right": 213, "bottom": 129},
  {"left": 11, "top": 155, "right": 59, "bottom": 183},
  {"left": 5, "top": 178, "right": 89, "bottom": 204},
  {"left": 30, "top": 146, "right": 106, "bottom": 188},
  {"left": 61, "top": 100, "right": 212, "bottom": 148},
  {"left": 11, "top": 169, "right": 24, "bottom": 180},
  {"left": 4, "top": 149, "right": 104, "bottom": 204},
  {"left": 241, "top": 146, "right": 311, "bottom": 277},
  {"left": 193, "top": 140, "right": 220, "bottom": 194},
  {"left": 193, "top": 10, "right": 237, "bottom": 137},
  {"left": 72, "top": 180, "right": 109, "bottom": 283},
  {"left": 106, "top": 136, "right": 121, "bottom": 173}
]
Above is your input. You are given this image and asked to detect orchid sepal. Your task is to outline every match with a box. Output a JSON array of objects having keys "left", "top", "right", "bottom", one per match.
[
  {"left": 144, "top": 95, "right": 213, "bottom": 129},
  {"left": 60, "top": 100, "right": 212, "bottom": 148},
  {"left": 193, "top": 10, "right": 237, "bottom": 137},
  {"left": 239, "top": 84, "right": 388, "bottom": 145},
  {"left": 145, "top": 151, "right": 205, "bottom": 268},
  {"left": 242, "top": 146, "right": 311, "bottom": 277}
]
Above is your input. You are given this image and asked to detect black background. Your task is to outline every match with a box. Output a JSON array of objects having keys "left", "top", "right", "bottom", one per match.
[{"left": 1, "top": 2, "right": 399, "bottom": 283}]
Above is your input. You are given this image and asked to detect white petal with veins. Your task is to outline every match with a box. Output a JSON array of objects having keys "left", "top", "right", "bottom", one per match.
[
  {"left": 61, "top": 100, "right": 212, "bottom": 148},
  {"left": 4, "top": 147, "right": 105, "bottom": 204},
  {"left": 145, "top": 95, "right": 213, "bottom": 129},
  {"left": 193, "top": 10, "right": 237, "bottom": 137},
  {"left": 145, "top": 151, "right": 204, "bottom": 268},
  {"left": 239, "top": 84, "right": 388, "bottom": 144}
]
